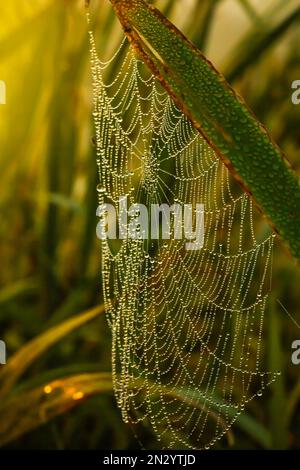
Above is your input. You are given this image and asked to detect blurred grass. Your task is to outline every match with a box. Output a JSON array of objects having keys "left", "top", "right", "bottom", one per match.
[
  {"left": 0, "top": 304, "right": 105, "bottom": 398},
  {"left": 0, "top": 0, "right": 300, "bottom": 450}
]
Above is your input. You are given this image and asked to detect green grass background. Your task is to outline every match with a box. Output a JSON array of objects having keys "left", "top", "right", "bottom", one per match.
[{"left": 0, "top": 0, "right": 300, "bottom": 450}]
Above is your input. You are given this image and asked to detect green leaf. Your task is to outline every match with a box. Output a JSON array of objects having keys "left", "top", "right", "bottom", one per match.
[
  {"left": 0, "top": 304, "right": 105, "bottom": 398},
  {"left": 109, "top": 0, "right": 300, "bottom": 265}
]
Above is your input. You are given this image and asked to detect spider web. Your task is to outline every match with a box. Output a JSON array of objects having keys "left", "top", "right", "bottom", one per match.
[{"left": 88, "top": 20, "right": 279, "bottom": 449}]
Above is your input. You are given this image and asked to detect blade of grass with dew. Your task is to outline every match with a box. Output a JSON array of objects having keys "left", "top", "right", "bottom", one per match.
[{"left": 108, "top": 0, "right": 300, "bottom": 265}]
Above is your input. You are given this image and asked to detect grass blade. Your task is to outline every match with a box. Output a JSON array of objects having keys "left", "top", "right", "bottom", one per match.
[
  {"left": 0, "top": 304, "right": 105, "bottom": 398},
  {"left": 225, "top": 6, "right": 300, "bottom": 82},
  {"left": 0, "top": 373, "right": 112, "bottom": 447},
  {"left": 109, "top": 0, "right": 300, "bottom": 265},
  {"left": 162, "top": 384, "right": 271, "bottom": 448},
  {"left": 0, "top": 371, "right": 270, "bottom": 449},
  {"left": 268, "top": 299, "right": 288, "bottom": 449}
]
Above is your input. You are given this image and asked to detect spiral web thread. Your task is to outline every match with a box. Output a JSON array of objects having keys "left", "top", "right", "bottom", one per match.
[{"left": 88, "top": 22, "right": 279, "bottom": 449}]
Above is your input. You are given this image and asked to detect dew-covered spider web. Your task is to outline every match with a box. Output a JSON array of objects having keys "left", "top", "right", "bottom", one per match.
[{"left": 88, "top": 20, "right": 279, "bottom": 449}]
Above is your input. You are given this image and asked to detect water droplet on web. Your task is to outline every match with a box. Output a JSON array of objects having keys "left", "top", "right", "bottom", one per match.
[{"left": 96, "top": 184, "right": 106, "bottom": 193}]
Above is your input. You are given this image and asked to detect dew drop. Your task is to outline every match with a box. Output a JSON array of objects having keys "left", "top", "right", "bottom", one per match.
[{"left": 96, "top": 184, "right": 106, "bottom": 193}]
